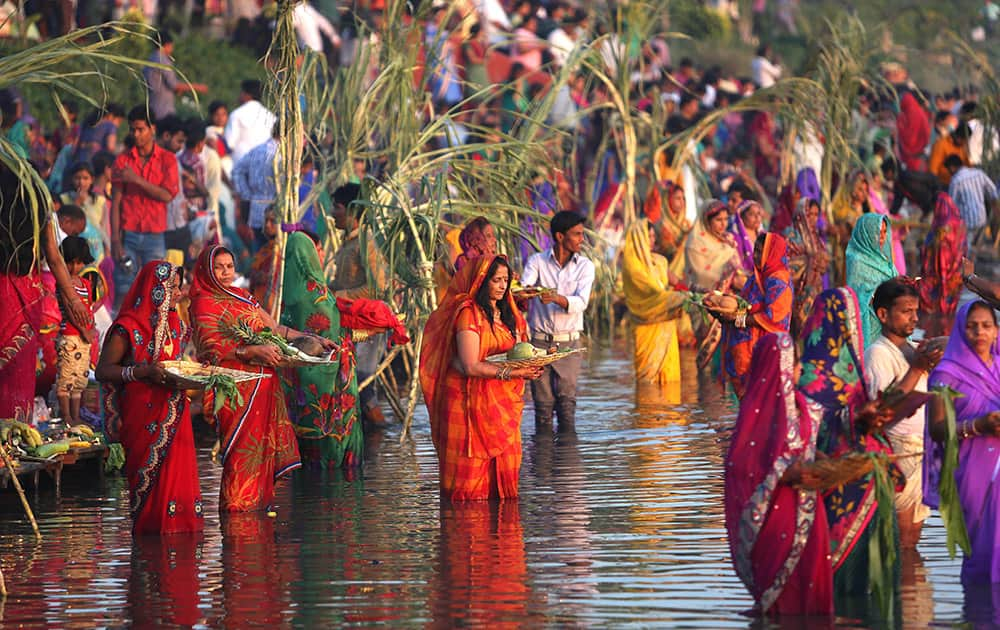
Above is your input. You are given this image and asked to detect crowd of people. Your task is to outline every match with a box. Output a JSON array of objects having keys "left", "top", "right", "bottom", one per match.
[{"left": 2, "top": 0, "right": 1000, "bottom": 622}]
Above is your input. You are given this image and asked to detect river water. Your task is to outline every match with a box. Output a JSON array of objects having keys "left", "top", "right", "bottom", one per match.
[{"left": 0, "top": 344, "right": 973, "bottom": 627}]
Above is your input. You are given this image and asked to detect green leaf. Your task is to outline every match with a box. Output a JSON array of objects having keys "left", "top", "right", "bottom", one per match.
[{"left": 932, "top": 385, "right": 972, "bottom": 558}]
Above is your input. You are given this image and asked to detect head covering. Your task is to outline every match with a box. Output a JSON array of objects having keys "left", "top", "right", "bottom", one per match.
[
  {"left": 832, "top": 169, "right": 868, "bottom": 225},
  {"left": 729, "top": 200, "right": 760, "bottom": 274},
  {"left": 725, "top": 332, "right": 832, "bottom": 614},
  {"left": 919, "top": 192, "right": 967, "bottom": 321},
  {"left": 643, "top": 180, "right": 691, "bottom": 256},
  {"left": 189, "top": 244, "right": 256, "bottom": 307},
  {"left": 845, "top": 213, "right": 898, "bottom": 348},
  {"left": 455, "top": 217, "right": 496, "bottom": 271},
  {"left": 796, "top": 167, "right": 821, "bottom": 203},
  {"left": 188, "top": 245, "right": 259, "bottom": 363},
  {"left": 104, "top": 260, "right": 185, "bottom": 441},
  {"left": 785, "top": 198, "right": 829, "bottom": 336},
  {"left": 685, "top": 200, "right": 737, "bottom": 290},
  {"left": 931, "top": 301, "right": 1000, "bottom": 419}
]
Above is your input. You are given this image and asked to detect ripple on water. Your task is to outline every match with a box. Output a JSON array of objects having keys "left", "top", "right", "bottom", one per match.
[{"left": 0, "top": 344, "right": 971, "bottom": 627}]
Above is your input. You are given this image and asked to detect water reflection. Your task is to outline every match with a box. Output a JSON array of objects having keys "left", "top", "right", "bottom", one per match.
[
  {"left": 129, "top": 534, "right": 204, "bottom": 627},
  {"left": 0, "top": 345, "right": 975, "bottom": 626},
  {"left": 432, "top": 501, "right": 534, "bottom": 627}
]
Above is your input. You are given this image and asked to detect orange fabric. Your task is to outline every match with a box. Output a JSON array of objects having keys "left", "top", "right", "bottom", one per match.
[
  {"left": 419, "top": 256, "right": 528, "bottom": 500},
  {"left": 189, "top": 245, "right": 300, "bottom": 512}
]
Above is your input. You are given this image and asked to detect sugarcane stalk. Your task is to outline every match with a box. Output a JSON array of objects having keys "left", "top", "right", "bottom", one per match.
[
  {"left": 400, "top": 327, "right": 425, "bottom": 442},
  {"left": 357, "top": 343, "right": 405, "bottom": 392},
  {"left": 0, "top": 443, "right": 40, "bottom": 541}
]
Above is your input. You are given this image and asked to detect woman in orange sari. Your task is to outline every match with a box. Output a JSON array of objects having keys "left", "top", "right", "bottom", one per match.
[
  {"left": 711, "top": 233, "right": 793, "bottom": 398},
  {"left": 97, "top": 261, "right": 203, "bottom": 534},
  {"left": 189, "top": 245, "right": 333, "bottom": 512},
  {"left": 419, "top": 255, "right": 543, "bottom": 501}
]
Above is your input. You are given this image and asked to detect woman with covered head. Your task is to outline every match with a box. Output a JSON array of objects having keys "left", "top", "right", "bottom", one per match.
[
  {"left": 622, "top": 219, "right": 688, "bottom": 386},
  {"left": 846, "top": 213, "right": 899, "bottom": 349},
  {"left": 420, "top": 255, "right": 543, "bottom": 500},
  {"left": 97, "top": 260, "right": 202, "bottom": 534},
  {"left": 725, "top": 332, "right": 833, "bottom": 616},
  {"left": 798, "top": 287, "right": 902, "bottom": 604},
  {"left": 926, "top": 300, "right": 1000, "bottom": 585},
  {"left": 919, "top": 192, "right": 967, "bottom": 336},
  {"left": 784, "top": 197, "right": 830, "bottom": 337},
  {"left": 454, "top": 216, "right": 498, "bottom": 272},
  {"left": 189, "top": 244, "right": 335, "bottom": 512},
  {"left": 280, "top": 231, "right": 362, "bottom": 470},
  {"left": 710, "top": 232, "right": 793, "bottom": 398},
  {"left": 728, "top": 199, "right": 766, "bottom": 277}
]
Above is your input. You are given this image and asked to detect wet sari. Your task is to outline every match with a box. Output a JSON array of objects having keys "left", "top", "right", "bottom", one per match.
[
  {"left": 846, "top": 213, "right": 899, "bottom": 350},
  {"left": 419, "top": 255, "right": 528, "bottom": 501},
  {"left": 189, "top": 245, "right": 301, "bottom": 512},
  {"left": 723, "top": 233, "right": 793, "bottom": 398},
  {"left": 926, "top": 301, "right": 1000, "bottom": 584},
  {"left": 642, "top": 180, "right": 695, "bottom": 345},
  {"left": 726, "top": 332, "right": 833, "bottom": 616},
  {"left": 104, "top": 261, "right": 203, "bottom": 534},
  {"left": 280, "top": 232, "right": 361, "bottom": 470},
  {"left": 622, "top": 220, "right": 687, "bottom": 385},
  {"left": 919, "top": 193, "right": 967, "bottom": 336},
  {"left": 798, "top": 287, "right": 899, "bottom": 596},
  {"left": 784, "top": 199, "right": 829, "bottom": 337}
]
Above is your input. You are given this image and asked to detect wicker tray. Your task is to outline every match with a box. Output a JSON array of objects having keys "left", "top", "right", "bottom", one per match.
[
  {"left": 512, "top": 286, "right": 556, "bottom": 300},
  {"left": 161, "top": 361, "right": 270, "bottom": 388},
  {"left": 485, "top": 347, "right": 586, "bottom": 369}
]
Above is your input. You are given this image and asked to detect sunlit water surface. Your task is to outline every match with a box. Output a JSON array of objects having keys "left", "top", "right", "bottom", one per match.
[{"left": 0, "top": 344, "right": 971, "bottom": 627}]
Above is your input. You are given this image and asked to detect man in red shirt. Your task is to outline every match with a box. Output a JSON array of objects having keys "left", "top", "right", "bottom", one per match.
[{"left": 110, "top": 106, "right": 179, "bottom": 307}]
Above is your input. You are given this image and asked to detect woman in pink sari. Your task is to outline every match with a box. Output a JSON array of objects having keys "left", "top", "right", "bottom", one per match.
[{"left": 725, "top": 332, "right": 833, "bottom": 616}]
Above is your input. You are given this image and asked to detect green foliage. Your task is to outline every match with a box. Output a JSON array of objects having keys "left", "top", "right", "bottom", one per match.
[
  {"left": 669, "top": 0, "right": 731, "bottom": 42},
  {"left": 3, "top": 30, "right": 264, "bottom": 131}
]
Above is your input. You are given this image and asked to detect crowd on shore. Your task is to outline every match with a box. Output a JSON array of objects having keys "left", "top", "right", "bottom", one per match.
[{"left": 3, "top": 0, "right": 1000, "bottom": 623}]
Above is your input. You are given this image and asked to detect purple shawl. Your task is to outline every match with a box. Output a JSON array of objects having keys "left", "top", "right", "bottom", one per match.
[
  {"left": 728, "top": 201, "right": 757, "bottom": 274},
  {"left": 924, "top": 301, "right": 1000, "bottom": 509},
  {"left": 796, "top": 167, "right": 821, "bottom": 203}
]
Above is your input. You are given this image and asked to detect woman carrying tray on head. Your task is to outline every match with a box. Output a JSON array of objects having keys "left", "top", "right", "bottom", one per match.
[
  {"left": 279, "top": 232, "right": 363, "bottom": 470},
  {"left": 189, "top": 245, "right": 335, "bottom": 512},
  {"left": 420, "top": 255, "right": 543, "bottom": 501},
  {"left": 96, "top": 261, "right": 203, "bottom": 535}
]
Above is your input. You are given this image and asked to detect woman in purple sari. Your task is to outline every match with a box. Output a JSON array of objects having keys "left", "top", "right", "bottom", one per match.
[
  {"left": 728, "top": 200, "right": 764, "bottom": 276},
  {"left": 926, "top": 300, "right": 1000, "bottom": 584}
]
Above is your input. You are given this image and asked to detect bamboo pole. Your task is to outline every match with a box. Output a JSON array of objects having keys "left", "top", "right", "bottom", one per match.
[
  {"left": 0, "top": 444, "right": 41, "bottom": 541},
  {"left": 0, "top": 560, "right": 5, "bottom": 596}
]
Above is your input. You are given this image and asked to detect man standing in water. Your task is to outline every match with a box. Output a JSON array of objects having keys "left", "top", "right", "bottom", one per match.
[
  {"left": 522, "top": 211, "right": 594, "bottom": 435},
  {"left": 865, "top": 278, "right": 944, "bottom": 549}
]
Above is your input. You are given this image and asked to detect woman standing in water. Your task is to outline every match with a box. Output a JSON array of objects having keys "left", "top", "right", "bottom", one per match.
[
  {"left": 97, "top": 261, "right": 203, "bottom": 534},
  {"left": 926, "top": 300, "right": 1000, "bottom": 584},
  {"left": 189, "top": 245, "right": 333, "bottom": 512},
  {"left": 798, "top": 287, "right": 900, "bottom": 606},
  {"left": 621, "top": 219, "right": 687, "bottom": 386},
  {"left": 420, "top": 255, "right": 542, "bottom": 500},
  {"left": 280, "top": 231, "right": 362, "bottom": 470},
  {"left": 725, "top": 332, "right": 833, "bottom": 616}
]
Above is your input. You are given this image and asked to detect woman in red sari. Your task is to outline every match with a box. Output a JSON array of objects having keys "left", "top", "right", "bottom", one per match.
[
  {"left": 919, "top": 192, "right": 967, "bottom": 336},
  {"left": 419, "top": 255, "right": 542, "bottom": 501},
  {"left": 189, "top": 245, "right": 333, "bottom": 512},
  {"left": 725, "top": 332, "right": 833, "bottom": 616},
  {"left": 97, "top": 261, "right": 203, "bottom": 535}
]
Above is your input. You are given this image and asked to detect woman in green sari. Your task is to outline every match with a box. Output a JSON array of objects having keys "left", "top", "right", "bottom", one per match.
[{"left": 280, "top": 231, "right": 363, "bottom": 469}]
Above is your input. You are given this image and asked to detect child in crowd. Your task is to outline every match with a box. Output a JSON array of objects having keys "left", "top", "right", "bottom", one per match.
[
  {"left": 55, "top": 236, "right": 95, "bottom": 425},
  {"left": 57, "top": 203, "right": 105, "bottom": 264}
]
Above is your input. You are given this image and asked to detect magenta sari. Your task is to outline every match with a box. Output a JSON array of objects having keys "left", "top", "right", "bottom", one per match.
[{"left": 725, "top": 332, "right": 834, "bottom": 615}]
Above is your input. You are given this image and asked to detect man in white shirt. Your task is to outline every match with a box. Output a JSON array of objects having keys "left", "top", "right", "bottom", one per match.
[
  {"left": 865, "top": 278, "right": 944, "bottom": 549},
  {"left": 521, "top": 212, "right": 594, "bottom": 435},
  {"left": 292, "top": 0, "right": 341, "bottom": 54},
  {"left": 224, "top": 80, "right": 277, "bottom": 164}
]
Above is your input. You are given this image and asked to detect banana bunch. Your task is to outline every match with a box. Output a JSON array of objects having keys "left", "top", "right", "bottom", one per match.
[
  {"left": 1, "top": 421, "right": 43, "bottom": 448},
  {"left": 69, "top": 424, "right": 95, "bottom": 440}
]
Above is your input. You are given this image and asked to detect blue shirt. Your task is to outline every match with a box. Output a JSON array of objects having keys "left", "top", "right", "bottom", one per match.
[{"left": 949, "top": 166, "right": 998, "bottom": 231}]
